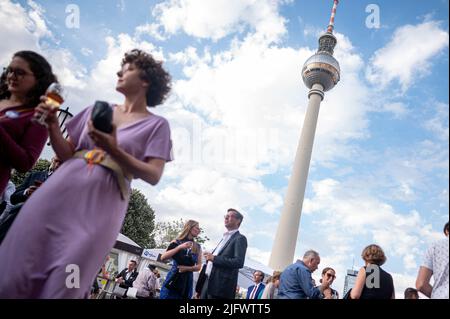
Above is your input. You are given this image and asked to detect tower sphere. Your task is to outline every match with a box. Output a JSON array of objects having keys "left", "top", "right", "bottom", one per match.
[{"left": 302, "top": 32, "right": 341, "bottom": 92}]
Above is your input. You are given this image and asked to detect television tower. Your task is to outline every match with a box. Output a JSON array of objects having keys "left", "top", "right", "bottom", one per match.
[{"left": 269, "top": 0, "right": 341, "bottom": 271}]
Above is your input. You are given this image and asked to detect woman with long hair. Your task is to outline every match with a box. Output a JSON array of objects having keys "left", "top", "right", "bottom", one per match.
[
  {"left": 0, "top": 49, "right": 173, "bottom": 298},
  {"left": 0, "top": 51, "right": 57, "bottom": 195},
  {"left": 160, "top": 220, "right": 203, "bottom": 299}
]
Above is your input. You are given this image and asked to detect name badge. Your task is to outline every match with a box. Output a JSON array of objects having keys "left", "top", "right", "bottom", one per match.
[{"left": 5, "top": 111, "right": 20, "bottom": 119}]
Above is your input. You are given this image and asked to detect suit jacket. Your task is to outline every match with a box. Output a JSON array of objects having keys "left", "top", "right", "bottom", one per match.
[
  {"left": 207, "top": 231, "right": 247, "bottom": 299},
  {"left": 10, "top": 171, "right": 49, "bottom": 205},
  {"left": 246, "top": 283, "right": 266, "bottom": 299},
  {"left": 116, "top": 268, "right": 139, "bottom": 288}
]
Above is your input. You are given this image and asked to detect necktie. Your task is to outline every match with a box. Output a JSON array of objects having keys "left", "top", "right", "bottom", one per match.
[{"left": 250, "top": 284, "right": 259, "bottom": 299}]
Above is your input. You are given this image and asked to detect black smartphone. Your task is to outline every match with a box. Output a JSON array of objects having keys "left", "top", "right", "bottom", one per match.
[{"left": 91, "top": 101, "right": 113, "bottom": 134}]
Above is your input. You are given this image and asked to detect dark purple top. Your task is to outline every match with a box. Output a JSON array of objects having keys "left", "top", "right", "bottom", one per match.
[{"left": 0, "top": 105, "right": 48, "bottom": 194}]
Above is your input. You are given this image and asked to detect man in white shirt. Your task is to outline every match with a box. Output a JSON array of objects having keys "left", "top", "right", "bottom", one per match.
[
  {"left": 115, "top": 260, "right": 139, "bottom": 289},
  {"left": 416, "top": 222, "right": 449, "bottom": 299},
  {"left": 197, "top": 208, "right": 247, "bottom": 299}
]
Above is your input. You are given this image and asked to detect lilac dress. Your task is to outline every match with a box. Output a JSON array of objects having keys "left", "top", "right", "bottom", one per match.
[{"left": 0, "top": 105, "right": 172, "bottom": 298}]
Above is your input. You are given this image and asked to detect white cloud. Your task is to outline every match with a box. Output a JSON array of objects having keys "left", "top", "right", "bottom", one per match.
[
  {"left": 381, "top": 140, "right": 448, "bottom": 203},
  {"left": 45, "top": 49, "right": 87, "bottom": 89},
  {"left": 380, "top": 102, "right": 409, "bottom": 119},
  {"left": 423, "top": 102, "right": 449, "bottom": 142},
  {"left": 135, "top": 23, "right": 167, "bottom": 41},
  {"left": 439, "top": 189, "right": 449, "bottom": 207},
  {"left": 140, "top": 0, "right": 289, "bottom": 42},
  {"left": 391, "top": 272, "right": 422, "bottom": 299},
  {"left": 81, "top": 47, "right": 93, "bottom": 57},
  {"left": 117, "top": 0, "right": 126, "bottom": 12},
  {"left": 167, "top": 31, "right": 371, "bottom": 173},
  {"left": 246, "top": 247, "right": 272, "bottom": 270},
  {"left": 366, "top": 20, "right": 449, "bottom": 92},
  {"left": 146, "top": 168, "right": 283, "bottom": 236},
  {"left": 27, "top": 0, "right": 51, "bottom": 37},
  {"left": 0, "top": 0, "right": 43, "bottom": 64},
  {"left": 303, "top": 178, "right": 442, "bottom": 272},
  {"left": 25, "top": 0, "right": 50, "bottom": 38},
  {"left": 302, "top": 24, "right": 322, "bottom": 38}
]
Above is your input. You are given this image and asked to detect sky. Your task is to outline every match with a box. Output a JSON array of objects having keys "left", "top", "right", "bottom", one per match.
[{"left": 0, "top": 0, "right": 448, "bottom": 298}]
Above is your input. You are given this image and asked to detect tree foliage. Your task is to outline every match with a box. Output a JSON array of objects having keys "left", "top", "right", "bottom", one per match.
[
  {"left": 121, "top": 189, "right": 156, "bottom": 249},
  {"left": 154, "top": 218, "right": 210, "bottom": 249},
  {"left": 11, "top": 158, "right": 51, "bottom": 186}
]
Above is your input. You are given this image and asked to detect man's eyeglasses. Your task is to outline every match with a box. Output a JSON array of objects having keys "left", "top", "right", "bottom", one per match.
[
  {"left": 224, "top": 214, "right": 236, "bottom": 220},
  {"left": 3, "top": 67, "right": 34, "bottom": 79}
]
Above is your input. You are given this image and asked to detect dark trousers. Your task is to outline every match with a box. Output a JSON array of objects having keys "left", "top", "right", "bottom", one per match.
[{"left": 199, "top": 275, "right": 223, "bottom": 299}]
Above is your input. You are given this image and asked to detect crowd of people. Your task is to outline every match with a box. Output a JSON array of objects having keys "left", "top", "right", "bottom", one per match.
[
  {"left": 0, "top": 49, "right": 448, "bottom": 300},
  {"left": 87, "top": 209, "right": 247, "bottom": 300},
  {"left": 85, "top": 218, "right": 448, "bottom": 300}
]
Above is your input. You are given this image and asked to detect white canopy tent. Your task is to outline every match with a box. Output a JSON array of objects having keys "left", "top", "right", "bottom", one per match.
[{"left": 111, "top": 233, "right": 144, "bottom": 273}]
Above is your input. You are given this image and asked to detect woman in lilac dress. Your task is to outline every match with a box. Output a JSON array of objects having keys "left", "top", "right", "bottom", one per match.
[{"left": 0, "top": 49, "right": 173, "bottom": 298}]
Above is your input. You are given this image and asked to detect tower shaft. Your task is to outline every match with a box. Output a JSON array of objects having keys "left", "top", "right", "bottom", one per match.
[
  {"left": 269, "top": 84, "right": 324, "bottom": 271},
  {"left": 269, "top": 0, "right": 341, "bottom": 271}
]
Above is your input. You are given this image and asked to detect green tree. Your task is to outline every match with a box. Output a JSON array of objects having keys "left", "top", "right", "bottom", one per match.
[
  {"left": 154, "top": 218, "right": 210, "bottom": 249},
  {"left": 11, "top": 158, "right": 51, "bottom": 186},
  {"left": 121, "top": 189, "right": 156, "bottom": 249}
]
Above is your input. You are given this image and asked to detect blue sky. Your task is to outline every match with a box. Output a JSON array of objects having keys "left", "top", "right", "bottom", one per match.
[{"left": 1, "top": 0, "right": 448, "bottom": 298}]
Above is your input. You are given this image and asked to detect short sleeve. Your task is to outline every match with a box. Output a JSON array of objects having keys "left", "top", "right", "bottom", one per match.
[
  {"left": 65, "top": 106, "right": 92, "bottom": 147},
  {"left": 144, "top": 117, "right": 173, "bottom": 162},
  {"left": 167, "top": 242, "right": 178, "bottom": 251},
  {"left": 422, "top": 245, "right": 434, "bottom": 270}
]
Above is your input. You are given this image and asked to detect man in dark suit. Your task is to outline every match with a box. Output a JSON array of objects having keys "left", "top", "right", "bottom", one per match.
[
  {"left": 9, "top": 157, "right": 60, "bottom": 206},
  {"left": 115, "top": 260, "right": 139, "bottom": 289},
  {"left": 198, "top": 208, "right": 247, "bottom": 299},
  {"left": 0, "top": 157, "right": 60, "bottom": 244},
  {"left": 246, "top": 270, "right": 266, "bottom": 299},
  {"left": 0, "top": 181, "right": 15, "bottom": 217}
]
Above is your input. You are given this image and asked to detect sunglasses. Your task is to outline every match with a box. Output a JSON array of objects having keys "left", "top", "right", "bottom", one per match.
[{"left": 325, "top": 273, "right": 336, "bottom": 279}]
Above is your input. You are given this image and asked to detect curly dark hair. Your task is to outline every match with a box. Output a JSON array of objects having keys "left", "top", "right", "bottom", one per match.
[
  {"left": 121, "top": 49, "right": 171, "bottom": 107},
  {"left": 0, "top": 51, "right": 58, "bottom": 107}
]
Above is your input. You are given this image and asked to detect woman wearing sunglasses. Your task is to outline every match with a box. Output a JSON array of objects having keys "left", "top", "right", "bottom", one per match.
[
  {"left": 0, "top": 51, "right": 57, "bottom": 195},
  {"left": 318, "top": 267, "right": 339, "bottom": 299}
]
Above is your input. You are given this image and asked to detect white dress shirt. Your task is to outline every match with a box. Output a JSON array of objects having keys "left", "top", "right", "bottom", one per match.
[
  {"left": 205, "top": 229, "right": 239, "bottom": 276},
  {"left": 249, "top": 283, "right": 261, "bottom": 299}
]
